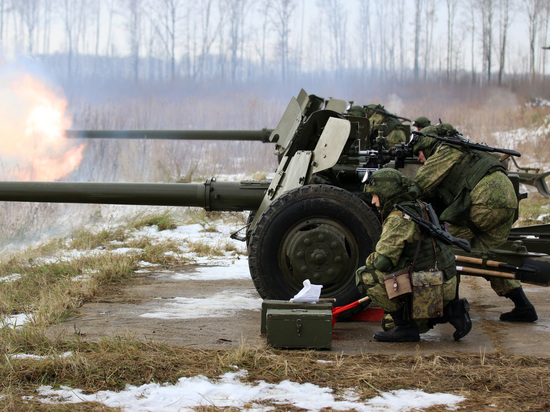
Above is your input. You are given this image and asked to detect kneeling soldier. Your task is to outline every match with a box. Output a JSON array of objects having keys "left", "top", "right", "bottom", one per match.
[{"left": 357, "top": 168, "right": 471, "bottom": 342}]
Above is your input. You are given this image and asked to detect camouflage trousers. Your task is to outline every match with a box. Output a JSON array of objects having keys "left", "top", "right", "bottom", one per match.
[
  {"left": 449, "top": 171, "right": 520, "bottom": 295},
  {"left": 358, "top": 264, "right": 457, "bottom": 332}
]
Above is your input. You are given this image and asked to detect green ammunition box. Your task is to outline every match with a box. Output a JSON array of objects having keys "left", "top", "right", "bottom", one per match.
[
  {"left": 260, "top": 299, "right": 334, "bottom": 335},
  {"left": 264, "top": 306, "right": 333, "bottom": 350}
]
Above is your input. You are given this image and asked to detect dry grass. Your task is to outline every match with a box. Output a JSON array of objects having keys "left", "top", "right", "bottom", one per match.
[
  {"left": 0, "top": 84, "right": 549, "bottom": 409},
  {"left": 0, "top": 340, "right": 549, "bottom": 410}
]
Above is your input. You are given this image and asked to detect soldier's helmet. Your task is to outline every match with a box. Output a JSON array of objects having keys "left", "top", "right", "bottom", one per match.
[
  {"left": 364, "top": 168, "right": 410, "bottom": 205},
  {"left": 347, "top": 105, "right": 366, "bottom": 117},
  {"left": 413, "top": 116, "right": 431, "bottom": 129},
  {"left": 412, "top": 123, "right": 458, "bottom": 158}
]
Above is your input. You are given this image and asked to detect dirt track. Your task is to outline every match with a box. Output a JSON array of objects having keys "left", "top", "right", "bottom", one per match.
[{"left": 49, "top": 262, "right": 550, "bottom": 357}]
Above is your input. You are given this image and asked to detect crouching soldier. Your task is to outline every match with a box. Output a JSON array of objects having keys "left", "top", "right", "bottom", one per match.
[{"left": 357, "top": 168, "right": 471, "bottom": 342}]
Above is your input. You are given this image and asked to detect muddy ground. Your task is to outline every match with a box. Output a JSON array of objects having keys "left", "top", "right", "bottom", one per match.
[{"left": 48, "top": 262, "right": 550, "bottom": 358}]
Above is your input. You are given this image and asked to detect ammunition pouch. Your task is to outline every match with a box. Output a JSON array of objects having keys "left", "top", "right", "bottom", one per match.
[
  {"left": 384, "top": 269, "right": 412, "bottom": 299},
  {"left": 411, "top": 270, "right": 444, "bottom": 319}
]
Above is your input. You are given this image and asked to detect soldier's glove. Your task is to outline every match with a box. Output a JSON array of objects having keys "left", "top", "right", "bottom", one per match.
[
  {"left": 373, "top": 255, "right": 393, "bottom": 272},
  {"left": 410, "top": 183, "right": 422, "bottom": 198}
]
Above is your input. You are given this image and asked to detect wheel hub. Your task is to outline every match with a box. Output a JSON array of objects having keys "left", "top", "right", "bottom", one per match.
[{"left": 284, "top": 220, "right": 353, "bottom": 287}]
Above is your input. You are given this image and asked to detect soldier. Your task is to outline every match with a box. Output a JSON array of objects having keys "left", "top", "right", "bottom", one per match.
[
  {"left": 411, "top": 124, "right": 538, "bottom": 322},
  {"left": 358, "top": 168, "right": 471, "bottom": 342},
  {"left": 413, "top": 116, "right": 431, "bottom": 131},
  {"left": 365, "top": 104, "right": 407, "bottom": 147},
  {"left": 347, "top": 105, "right": 366, "bottom": 117}
]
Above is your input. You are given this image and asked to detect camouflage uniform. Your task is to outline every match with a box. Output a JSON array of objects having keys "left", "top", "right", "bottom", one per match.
[
  {"left": 412, "top": 124, "right": 537, "bottom": 322},
  {"left": 361, "top": 203, "right": 458, "bottom": 314},
  {"left": 358, "top": 168, "right": 471, "bottom": 342},
  {"left": 366, "top": 105, "right": 407, "bottom": 147}
]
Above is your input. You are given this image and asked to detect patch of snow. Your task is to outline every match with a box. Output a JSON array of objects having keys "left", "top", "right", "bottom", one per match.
[
  {"left": 11, "top": 352, "right": 73, "bottom": 360},
  {"left": 137, "top": 261, "right": 160, "bottom": 267},
  {"left": 0, "top": 273, "right": 22, "bottom": 283},
  {"left": 526, "top": 98, "right": 550, "bottom": 108},
  {"left": 140, "top": 290, "right": 261, "bottom": 319},
  {"left": 37, "top": 369, "right": 466, "bottom": 411},
  {"left": 1, "top": 313, "right": 32, "bottom": 328},
  {"left": 163, "top": 258, "right": 250, "bottom": 281}
]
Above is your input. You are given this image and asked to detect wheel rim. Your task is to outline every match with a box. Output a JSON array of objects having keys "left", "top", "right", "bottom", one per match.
[{"left": 278, "top": 217, "right": 358, "bottom": 296}]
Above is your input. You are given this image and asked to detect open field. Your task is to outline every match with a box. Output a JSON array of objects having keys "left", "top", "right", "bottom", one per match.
[{"left": 0, "top": 84, "right": 549, "bottom": 409}]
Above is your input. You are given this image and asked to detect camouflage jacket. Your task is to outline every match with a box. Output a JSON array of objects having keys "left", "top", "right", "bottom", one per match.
[
  {"left": 414, "top": 144, "right": 508, "bottom": 225},
  {"left": 370, "top": 200, "right": 456, "bottom": 281}
]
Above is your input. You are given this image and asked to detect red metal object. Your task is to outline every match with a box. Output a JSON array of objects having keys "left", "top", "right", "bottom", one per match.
[{"left": 332, "top": 296, "right": 370, "bottom": 326}]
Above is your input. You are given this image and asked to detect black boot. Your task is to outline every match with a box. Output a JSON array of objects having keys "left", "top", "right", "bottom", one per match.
[
  {"left": 374, "top": 309, "right": 420, "bottom": 342},
  {"left": 500, "top": 287, "right": 538, "bottom": 322},
  {"left": 445, "top": 298, "right": 472, "bottom": 341}
]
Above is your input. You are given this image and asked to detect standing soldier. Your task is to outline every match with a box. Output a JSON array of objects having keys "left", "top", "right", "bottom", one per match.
[
  {"left": 358, "top": 168, "right": 471, "bottom": 342},
  {"left": 411, "top": 124, "right": 538, "bottom": 322}
]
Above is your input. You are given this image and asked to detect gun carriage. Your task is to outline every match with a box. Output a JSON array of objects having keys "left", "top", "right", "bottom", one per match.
[{"left": 0, "top": 89, "right": 548, "bottom": 309}]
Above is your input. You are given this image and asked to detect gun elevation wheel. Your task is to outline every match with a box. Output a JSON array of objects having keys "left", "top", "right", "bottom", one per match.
[{"left": 248, "top": 184, "right": 381, "bottom": 307}]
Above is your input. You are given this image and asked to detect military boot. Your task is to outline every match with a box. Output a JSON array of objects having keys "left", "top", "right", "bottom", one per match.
[
  {"left": 445, "top": 298, "right": 472, "bottom": 341},
  {"left": 374, "top": 309, "right": 420, "bottom": 342},
  {"left": 500, "top": 287, "right": 538, "bottom": 322}
]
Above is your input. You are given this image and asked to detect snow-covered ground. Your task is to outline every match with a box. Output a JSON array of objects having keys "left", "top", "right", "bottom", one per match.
[
  {"left": 36, "top": 369, "right": 465, "bottom": 411},
  {"left": 3, "top": 220, "right": 469, "bottom": 411}
]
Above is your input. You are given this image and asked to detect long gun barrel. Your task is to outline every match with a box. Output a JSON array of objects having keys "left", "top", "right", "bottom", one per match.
[
  {"left": 65, "top": 129, "right": 275, "bottom": 143},
  {"left": 0, "top": 180, "right": 268, "bottom": 211}
]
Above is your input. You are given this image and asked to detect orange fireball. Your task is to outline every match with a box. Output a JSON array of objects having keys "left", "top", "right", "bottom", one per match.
[{"left": 0, "top": 71, "right": 85, "bottom": 181}]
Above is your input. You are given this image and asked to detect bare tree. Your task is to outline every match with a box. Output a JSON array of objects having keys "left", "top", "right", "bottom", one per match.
[
  {"left": 41, "top": 0, "right": 52, "bottom": 54},
  {"left": 413, "top": 0, "right": 423, "bottom": 79},
  {"left": 445, "top": 0, "right": 459, "bottom": 80},
  {"left": 271, "top": 0, "right": 295, "bottom": 81},
  {"left": 318, "top": 0, "right": 347, "bottom": 73},
  {"left": 375, "top": 2, "right": 389, "bottom": 80},
  {"left": 12, "top": 0, "right": 40, "bottom": 54},
  {"left": 496, "top": 0, "right": 512, "bottom": 85},
  {"left": 104, "top": 0, "right": 117, "bottom": 56},
  {"left": 147, "top": 0, "right": 184, "bottom": 80},
  {"left": 0, "top": 0, "right": 4, "bottom": 43},
  {"left": 463, "top": 0, "right": 478, "bottom": 84},
  {"left": 396, "top": 0, "right": 406, "bottom": 80},
  {"left": 124, "top": 0, "right": 144, "bottom": 82},
  {"left": 524, "top": 0, "right": 544, "bottom": 78},
  {"left": 422, "top": 0, "right": 436, "bottom": 80},
  {"left": 195, "top": 0, "right": 222, "bottom": 80},
  {"left": 92, "top": 1, "right": 101, "bottom": 56},
  {"left": 61, "top": 0, "right": 86, "bottom": 78},
  {"left": 541, "top": 2, "right": 549, "bottom": 75},
  {"left": 479, "top": 0, "right": 493, "bottom": 83},
  {"left": 358, "top": 1, "right": 372, "bottom": 73},
  {"left": 227, "top": 0, "right": 249, "bottom": 82},
  {"left": 255, "top": 0, "right": 271, "bottom": 74}
]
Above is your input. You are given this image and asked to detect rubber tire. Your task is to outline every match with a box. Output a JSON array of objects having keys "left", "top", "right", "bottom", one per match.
[{"left": 248, "top": 184, "right": 381, "bottom": 308}]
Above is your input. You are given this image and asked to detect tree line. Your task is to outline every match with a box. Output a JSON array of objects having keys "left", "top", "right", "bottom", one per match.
[{"left": 0, "top": 0, "right": 549, "bottom": 86}]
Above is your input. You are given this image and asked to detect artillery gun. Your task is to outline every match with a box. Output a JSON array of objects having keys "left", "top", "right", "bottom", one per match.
[{"left": 0, "top": 89, "right": 548, "bottom": 310}]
